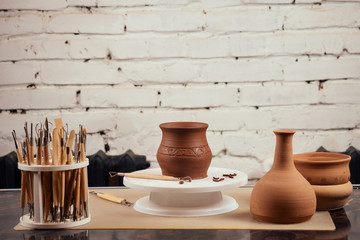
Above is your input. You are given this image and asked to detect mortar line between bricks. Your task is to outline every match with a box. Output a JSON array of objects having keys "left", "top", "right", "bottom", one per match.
[
  {"left": 1, "top": 78, "right": 359, "bottom": 90},
  {"left": 1, "top": 1, "right": 359, "bottom": 12},
  {"left": 2, "top": 25, "right": 360, "bottom": 39},
  {"left": 1, "top": 53, "right": 360, "bottom": 63},
  {"left": 1, "top": 103, "right": 359, "bottom": 112}
]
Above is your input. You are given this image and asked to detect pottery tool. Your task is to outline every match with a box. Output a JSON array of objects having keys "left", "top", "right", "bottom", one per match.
[
  {"left": 21, "top": 139, "right": 32, "bottom": 209},
  {"left": 11, "top": 130, "right": 24, "bottom": 164},
  {"left": 51, "top": 128, "right": 60, "bottom": 220},
  {"left": 73, "top": 169, "right": 81, "bottom": 221},
  {"left": 64, "top": 158, "right": 77, "bottom": 218},
  {"left": 42, "top": 118, "right": 53, "bottom": 221},
  {"left": 12, "top": 130, "right": 26, "bottom": 218},
  {"left": 18, "top": 139, "right": 33, "bottom": 218},
  {"left": 89, "top": 191, "right": 133, "bottom": 207},
  {"left": 30, "top": 123, "right": 34, "bottom": 164},
  {"left": 13, "top": 118, "right": 91, "bottom": 224},
  {"left": 66, "top": 130, "right": 76, "bottom": 164},
  {"left": 109, "top": 172, "right": 188, "bottom": 181},
  {"left": 59, "top": 137, "right": 66, "bottom": 221},
  {"left": 23, "top": 128, "right": 35, "bottom": 219},
  {"left": 79, "top": 126, "right": 88, "bottom": 217},
  {"left": 43, "top": 119, "right": 50, "bottom": 165},
  {"left": 35, "top": 129, "right": 43, "bottom": 165}
]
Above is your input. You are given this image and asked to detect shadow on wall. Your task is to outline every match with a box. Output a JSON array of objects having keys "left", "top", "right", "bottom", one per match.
[{"left": 0, "top": 149, "right": 150, "bottom": 188}]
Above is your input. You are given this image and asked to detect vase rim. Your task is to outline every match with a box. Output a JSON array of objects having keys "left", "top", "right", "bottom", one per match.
[
  {"left": 159, "top": 122, "right": 208, "bottom": 130},
  {"left": 293, "top": 152, "right": 351, "bottom": 163},
  {"left": 274, "top": 129, "right": 296, "bottom": 134}
]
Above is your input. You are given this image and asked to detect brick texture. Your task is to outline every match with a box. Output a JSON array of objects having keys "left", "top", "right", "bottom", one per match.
[{"left": 0, "top": 0, "right": 359, "bottom": 179}]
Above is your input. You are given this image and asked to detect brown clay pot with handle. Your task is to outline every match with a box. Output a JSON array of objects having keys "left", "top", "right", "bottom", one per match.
[
  {"left": 156, "top": 122, "right": 212, "bottom": 179},
  {"left": 250, "top": 129, "right": 316, "bottom": 224}
]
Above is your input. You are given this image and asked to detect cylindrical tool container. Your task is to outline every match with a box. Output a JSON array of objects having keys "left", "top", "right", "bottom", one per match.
[{"left": 18, "top": 159, "right": 90, "bottom": 229}]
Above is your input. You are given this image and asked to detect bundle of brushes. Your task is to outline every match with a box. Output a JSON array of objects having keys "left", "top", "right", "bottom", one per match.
[{"left": 12, "top": 118, "right": 89, "bottom": 223}]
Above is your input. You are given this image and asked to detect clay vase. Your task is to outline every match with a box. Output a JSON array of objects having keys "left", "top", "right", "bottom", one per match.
[
  {"left": 156, "top": 122, "right": 212, "bottom": 179},
  {"left": 250, "top": 129, "right": 316, "bottom": 224}
]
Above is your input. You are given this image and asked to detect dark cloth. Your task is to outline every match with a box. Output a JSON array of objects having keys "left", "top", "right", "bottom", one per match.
[
  {"left": 0, "top": 150, "right": 150, "bottom": 188},
  {"left": 87, "top": 149, "right": 150, "bottom": 187},
  {"left": 0, "top": 151, "right": 21, "bottom": 188}
]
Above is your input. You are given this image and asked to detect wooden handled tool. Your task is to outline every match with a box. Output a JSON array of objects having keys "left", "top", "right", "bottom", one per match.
[
  {"left": 89, "top": 191, "right": 133, "bottom": 206},
  {"left": 109, "top": 172, "right": 181, "bottom": 181}
]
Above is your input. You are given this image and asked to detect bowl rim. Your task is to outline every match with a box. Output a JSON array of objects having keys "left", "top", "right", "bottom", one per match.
[
  {"left": 293, "top": 152, "right": 351, "bottom": 164},
  {"left": 159, "top": 122, "right": 208, "bottom": 130}
]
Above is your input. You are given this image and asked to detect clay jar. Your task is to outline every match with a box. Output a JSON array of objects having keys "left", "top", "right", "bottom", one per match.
[
  {"left": 156, "top": 122, "right": 212, "bottom": 179},
  {"left": 293, "top": 152, "right": 351, "bottom": 185},
  {"left": 250, "top": 130, "right": 316, "bottom": 224},
  {"left": 294, "top": 152, "right": 352, "bottom": 210}
]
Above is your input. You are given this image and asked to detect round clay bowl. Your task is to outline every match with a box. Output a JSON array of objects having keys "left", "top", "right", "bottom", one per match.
[
  {"left": 312, "top": 181, "right": 353, "bottom": 211},
  {"left": 293, "top": 152, "right": 351, "bottom": 185}
]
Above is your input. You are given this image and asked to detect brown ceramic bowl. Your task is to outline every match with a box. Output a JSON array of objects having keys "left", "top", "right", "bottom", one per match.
[
  {"left": 293, "top": 152, "right": 351, "bottom": 185},
  {"left": 312, "top": 181, "right": 353, "bottom": 211}
]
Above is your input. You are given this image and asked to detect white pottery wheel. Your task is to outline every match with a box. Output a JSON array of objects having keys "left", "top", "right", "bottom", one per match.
[{"left": 124, "top": 167, "right": 248, "bottom": 217}]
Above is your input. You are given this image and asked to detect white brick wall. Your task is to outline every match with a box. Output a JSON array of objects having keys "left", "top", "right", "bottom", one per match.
[{"left": 1, "top": 0, "right": 359, "bottom": 180}]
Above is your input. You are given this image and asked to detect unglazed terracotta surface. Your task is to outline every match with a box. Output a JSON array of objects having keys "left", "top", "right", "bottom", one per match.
[
  {"left": 293, "top": 152, "right": 351, "bottom": 185},
  {"left": 312, "top": 181, "right": 353, "bottom": 211},
  {"left": 250, "top": 129, "right": 316, "bottom": 224},
  {"left": 156, "top": 122, "right": 212, "bottom": 179}
]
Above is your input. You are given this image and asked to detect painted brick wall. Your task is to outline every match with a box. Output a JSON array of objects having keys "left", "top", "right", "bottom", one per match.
[{"left": 1, "top": 0, "right": 360, "bottom": 179}]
